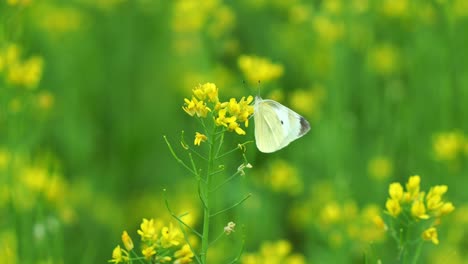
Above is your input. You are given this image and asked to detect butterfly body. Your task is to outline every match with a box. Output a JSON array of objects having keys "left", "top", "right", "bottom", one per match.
[{"left": 254, "top": 96, "right": 310, "bottom": 153}]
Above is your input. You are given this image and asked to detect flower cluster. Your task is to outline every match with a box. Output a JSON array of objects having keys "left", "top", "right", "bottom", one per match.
[
  {"left": 433, "top": 131, "right": 467, "bottom": 162},
  {"left": 241, "top": 240, "right": 305, "bottom": 264},
  {"left": 182, "top": 83, "right": 254, "bottom": 144},
  {"left": 0, "top": 43, "right": 44, "bottom": 89},
  {"left": 385, "top": 175, "right": 455, "bottom": 244},
  {"left": 109, "top": 218, "right": 194, "bottom": 263},
  {"left": 237, "top": 55, "right": 284, "bottom": 84}
]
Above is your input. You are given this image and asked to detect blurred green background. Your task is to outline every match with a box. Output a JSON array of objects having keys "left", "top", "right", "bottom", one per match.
[{"left": 1, "top": 0, "right": 468, "bottom": 263}]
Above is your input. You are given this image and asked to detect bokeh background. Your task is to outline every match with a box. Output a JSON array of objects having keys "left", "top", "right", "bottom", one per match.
[{"left": 1, "top": 0, "right": 468, "bottom": 263}]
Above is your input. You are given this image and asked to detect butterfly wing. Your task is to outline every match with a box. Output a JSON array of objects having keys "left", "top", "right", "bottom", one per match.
[{"left": 254, "top": 97, "right": 310, "bottom": 153}]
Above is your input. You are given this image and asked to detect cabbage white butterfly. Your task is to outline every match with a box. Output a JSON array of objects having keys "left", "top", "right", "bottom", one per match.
[{"left": 254, "top": 96, "right": 310, "bottom": 153}]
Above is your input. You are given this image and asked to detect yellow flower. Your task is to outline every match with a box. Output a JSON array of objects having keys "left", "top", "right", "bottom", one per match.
[
  {"left": 268, "top": 160, "right": 303, "bottom": 196},
  {"left": 312, "top": 15, "right": 344, "bottom": 44},
  {"left": 192, "top": 82, "right": 219, "bottom": 102},
  {"left": 382, "top": 0, "right": 409, "bottom": 17},
  {"left": 174, "top": 244, "right": 194, "bottom": 264},
  {"left": 7, "top": 56, "right": 44, "bottom": 89},
  {"left": 411, "top": 200, "right": 429, "bottom": 219},
  {"left": 137, "top": 218, "right": 158, "bottom": 242},
  {"left": 109, "top": 245, "right": 128, "bottom": 263},
  {"left": 388, "top": 182, "right": 403, "bottom": 201},
  {"left": 368, "top": 156, "right": 392, "bottom": 180},
  {"left": 433, "top": 131, "right": 464, "bottom": 161},
  {"left": 385, "top": 198, "right": 401, "bottom": 217},
  {"left": 406, "top": 175, "right": 421, "bottom": 200},
  {"left": 36, "top": 91, "right": 55, "bottom": 111},
  {"left": 142, "top": 245, "right": 156, "bottom": 260},
  {"left": 121, "top": 231, "right": 133, "bottom": 251},
  {"left": 182, "top": 97, "right": 211, "bottom": 118},
  {"left": 160, "top": 223, "right": 182, "bottom": 248},
  {"left": 426, "top": 185, "right": 447, "bottom": 211},
  {"left": 368, "top": 43, "right": 399, "bottom": 76},
  {"left": 422, "top": 227, "right": 439, "bottom": 245},
  {"left": 438, "top": 202, "right": 455, "bottom": 216},
  {"left": 194, "top": 132, "right": 207, "bottom": 146},
  {"left": 238, "top": 55, "right": 284, "bottom": 84}
]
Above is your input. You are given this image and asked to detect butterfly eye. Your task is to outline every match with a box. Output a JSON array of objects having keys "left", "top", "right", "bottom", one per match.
[{"left": 280, "top": 120, "right": 284, "bottom": 125}]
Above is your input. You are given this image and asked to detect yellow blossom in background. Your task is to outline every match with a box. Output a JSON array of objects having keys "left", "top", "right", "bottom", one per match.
[
  {"left": 433, "top": 131, "right": 465, "bottom": 162},
  {"left": 322, "top": 0, "right": 343, "bottom": 15},
  {"left": 0, "top": 149, "right": 11, "bottom": 170},
  {"left": 288, "top": 4, "right": 311, "bottom": 24},
  {"left": 422, "top": 227, "right": 439, "bottom": 245},
  {"left": 312, "top": 15, "right": 344, "bottom": 44},
  {"left": 368, "top": 43, "right": 400, "bottom": 76},
  {"left": 351, "top": 0, "right": 369, "bottom": 14},
  {"left": 36, "top": 91, "right": 55, "bottom": 111},
  {"left": 36, "top": 5, "right": 82, "bottom": 36},
  {"left": 6, "top": 0, "right": 31, "bottom": 7},
  {"left": 368, "top": 156, "right": 393, "bottom": 180},
  {"left": 242, "top": 240, "right": 306, "bottom": 264},
  {"left": 381, "top": 0, "right": 409, "bottom": 18},
  {"left": 7, "top": 56, "right": 44, "bottom": 89},
  {"left": 194, "top": 132, "right": 207, "bottom": 146},
  {"left": 238, "top": 55, "right": 284, "bottom": 85},
  {"left": 267, "top": 159, "right": 303, "bottom": 195},
  {"left": 121, "top": 231, "right": 134, "bottom": 251},
  {"left": 289, "top": 86, "right": 326, "bottom": 120}
]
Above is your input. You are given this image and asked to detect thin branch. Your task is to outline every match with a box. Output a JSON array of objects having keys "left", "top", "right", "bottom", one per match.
[
  {"left": 163, "top": 136, "right": 197, "bottom": 176},
  {"left": 210, "top": 193, "right": 252, "bottom": 218},
  {"left": 210, "top": 170, "right": 241, "bottom": 193},
  {"left": 164, "top": 192, "right": 203, "bottom": 238},
  {"left": 215, "top": 141, "right": 254, "bottom": 160}
]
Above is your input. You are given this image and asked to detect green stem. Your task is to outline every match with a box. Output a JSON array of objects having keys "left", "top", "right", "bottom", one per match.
[
  {"left": 410, "top": 241, "right": 423, "bottom": 264},
  {"left": 200, "top": 126, "right": 217, "bottom": 264}
]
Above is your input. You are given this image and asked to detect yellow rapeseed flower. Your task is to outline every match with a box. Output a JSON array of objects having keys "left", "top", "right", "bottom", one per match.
[
  {"left": 433, "top": 131, "right": 464, "bottom": 161},
  {"left": 174, "top": 244, "right": 194, "bottom": 263},
  {"left": 160, "top": 223, "right": 182, "bottom": 248},
  {"left": 422, "top": 227, "right": 439, "bottom": 245},
  {"left": 368, "top": 156, "right": 393, "bottom": 180},
  {"left": 194, "top": 132, "right": 207, "bottom": 146},
  {"left": 142, "top": 245, "right": 156, "bottom": 260},
  {"left": 121, "top": 231, "right": 134, "bottom": 251},
  {"left": 109, "top": 245, "right": 128, "bottom": 263},
  {"left": 368, "top": 43, "right": 399, "bottom": 76},
  {"left": 385, "top": 198, "right": 401, "bottom": 217},
  {"left": 137, "top": 218, "right": 158, "bottom": 242},
  {"left": 7, "top": 56, "right": 44, "bottom": 89},
  {"left": 382, "top": 0, "right": 409, "bottom": 17},
  {"left": 388, "top": 182, "right": 403, "bottom": 201},
  {"left": 406, "top": 175, "right": 421, "bottom": 200},
  {"left": 411, "top": 200, "right": 429, "bottom": 219},
  {"left": 182, "top": 97, "right": 211, "bottom": 117}
]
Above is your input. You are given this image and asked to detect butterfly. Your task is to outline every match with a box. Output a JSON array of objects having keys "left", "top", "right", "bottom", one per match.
[{"left": 254, "top": 96, "right": 310, "bottom": 153}]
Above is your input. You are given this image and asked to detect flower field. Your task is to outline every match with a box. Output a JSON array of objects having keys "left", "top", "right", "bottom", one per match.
[{"left": 1, "top": 0, "right": 468, "bottom": 263}]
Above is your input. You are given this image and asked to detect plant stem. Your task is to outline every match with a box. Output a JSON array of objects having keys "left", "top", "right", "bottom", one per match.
[{"left": 200, "top": 126, "right": 217, "bottom": 264}]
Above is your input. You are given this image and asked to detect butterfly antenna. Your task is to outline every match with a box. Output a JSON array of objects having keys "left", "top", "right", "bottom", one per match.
[{"left": 256, "top": 80, "right": 261, "bottom": 97}]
